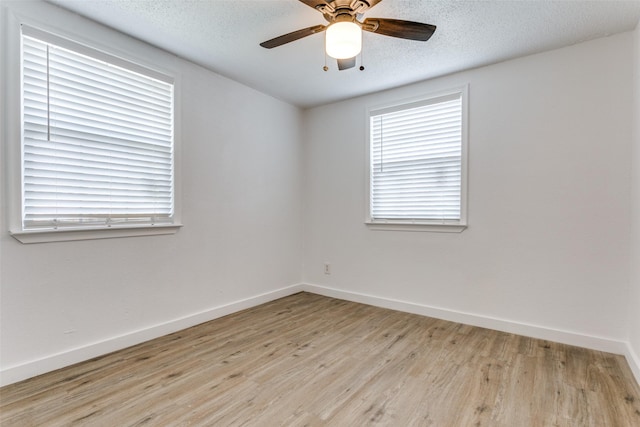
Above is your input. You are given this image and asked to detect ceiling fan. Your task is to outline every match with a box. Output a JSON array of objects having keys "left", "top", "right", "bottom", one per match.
[{"left": 260, "top": 0, "right": 436, "bottom": 71}]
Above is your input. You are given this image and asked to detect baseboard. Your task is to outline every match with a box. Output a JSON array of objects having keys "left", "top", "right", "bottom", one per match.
[
  {"left": 624, "top": 342, "right": 640, "bottom": 386},
  {"left": 0, "top": 284, "right": 306, "bottom": 387},
  {"left": 299, "top": 283, "right": 629, "bottom": 356},
  {"left": 3, "top": 283, "right": 636, "bottom": 388}
]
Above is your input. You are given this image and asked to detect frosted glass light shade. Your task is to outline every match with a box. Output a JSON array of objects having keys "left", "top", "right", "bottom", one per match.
[{"left": 325, "top": 22, "right": 362, "bottom": 59}]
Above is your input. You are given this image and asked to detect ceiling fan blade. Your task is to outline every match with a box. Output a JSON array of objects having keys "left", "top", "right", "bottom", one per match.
[
  {"left": 363, "top": 18, "right": 436, "bottom": 41},
  {"left": 260, "top": 25, "right": 326, "bottom": 49},
  {"left": 337, "top": 57, "right": 356, "bottom": 70},
  {"left": 298, "top": 0, "right": 330, "bottom": 10}
]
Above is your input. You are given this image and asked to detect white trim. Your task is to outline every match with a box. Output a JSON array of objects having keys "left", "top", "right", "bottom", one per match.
[
  {"left": 299, "top": 283, "right": 630, "bottom": 355},
  {"left": 21, "top": 25, "right": 173, "bottom": 84},
  {"left": 366, "top": 222, "right": 467, "bottom": 233},
  {"left": 2, "top": 284, "right": 637, "bottom": 387},
  {"left": 5, "top": 8, "right": 23, "bottom": 239},
  {"left": 10, "top": 224, "right": 183, "bottom": 244},
  {"left": 0, "top": 284, "right": 304, "bottom": 386},
  {"left": 4, "top": 8, "right": 182, "bottom": 244},
  {"left": 364, "top": 85, "right": 469, "bottom": 230},
  {"left": 624, "top": 342, "right": 640, "bottom": 386}
]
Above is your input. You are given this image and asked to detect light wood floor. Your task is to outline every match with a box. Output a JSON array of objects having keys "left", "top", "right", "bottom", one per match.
[{"left": 1, "top": 292, "right": 639, "bottom": 426}]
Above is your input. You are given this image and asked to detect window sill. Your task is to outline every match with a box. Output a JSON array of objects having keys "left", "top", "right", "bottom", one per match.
[
  {"left": 10, "top": 224, "right": 183, "bottom": 244},
  {"left": 366, "top": 221, "right": 467, "bottom": 233}
]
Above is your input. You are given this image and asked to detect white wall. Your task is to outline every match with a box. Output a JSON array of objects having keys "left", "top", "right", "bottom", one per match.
[
  {"left": 0, "top": 1, "right": 303, "bottom": 385},
  {"left": 303, "top": 32, "right": 635, "bottom": 351},
  {"left": 629, "top": 21, "right": 640, "bottom": 382}
]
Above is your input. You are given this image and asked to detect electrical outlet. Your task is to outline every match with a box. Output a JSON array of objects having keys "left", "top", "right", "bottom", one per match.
[{"left": 324, "top": 263, "right": 331, "bottom": 275}]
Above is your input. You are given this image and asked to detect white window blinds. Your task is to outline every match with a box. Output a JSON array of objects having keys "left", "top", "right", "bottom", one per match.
[
  {"left": 21, "top": 30, "right": 174, "bottom": 230},
  {"left": 370, "top": 92, "right": 463, "bottom": 222}
]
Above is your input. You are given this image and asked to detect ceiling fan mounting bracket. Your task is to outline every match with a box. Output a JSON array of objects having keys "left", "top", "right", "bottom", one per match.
[{"left": 316, "top": 0, "right": 371, "bottom": 23}]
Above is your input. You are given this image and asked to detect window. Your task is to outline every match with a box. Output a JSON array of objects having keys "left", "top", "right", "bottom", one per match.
[
  {"left": 367, "top": 87, "right": 468, "bottom": 231},
  {"left": 12, "top": 26, "right": 178, "bottom": 242}
]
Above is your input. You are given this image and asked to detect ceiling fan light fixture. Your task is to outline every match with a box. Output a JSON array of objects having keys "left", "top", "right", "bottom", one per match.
[{"left": 325, "top": 21, "right": 362, "bottom": 59}]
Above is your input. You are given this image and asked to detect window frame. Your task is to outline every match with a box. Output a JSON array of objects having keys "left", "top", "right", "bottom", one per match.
[
  {"left": 365, "top": 85, "right": 469, "bottom": 233},
  {"left": 4, "top": 14, "right": 182, "bottom": 244}
]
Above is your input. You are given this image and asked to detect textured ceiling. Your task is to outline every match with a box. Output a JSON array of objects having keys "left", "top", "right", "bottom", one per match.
[{"left": 48, "top": 0, "right": 640, "bottom": 108}]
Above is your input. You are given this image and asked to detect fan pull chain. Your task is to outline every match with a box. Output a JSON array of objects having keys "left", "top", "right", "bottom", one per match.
[{"left": 323, "top": 36, "right": 329, "bottom": 71}]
